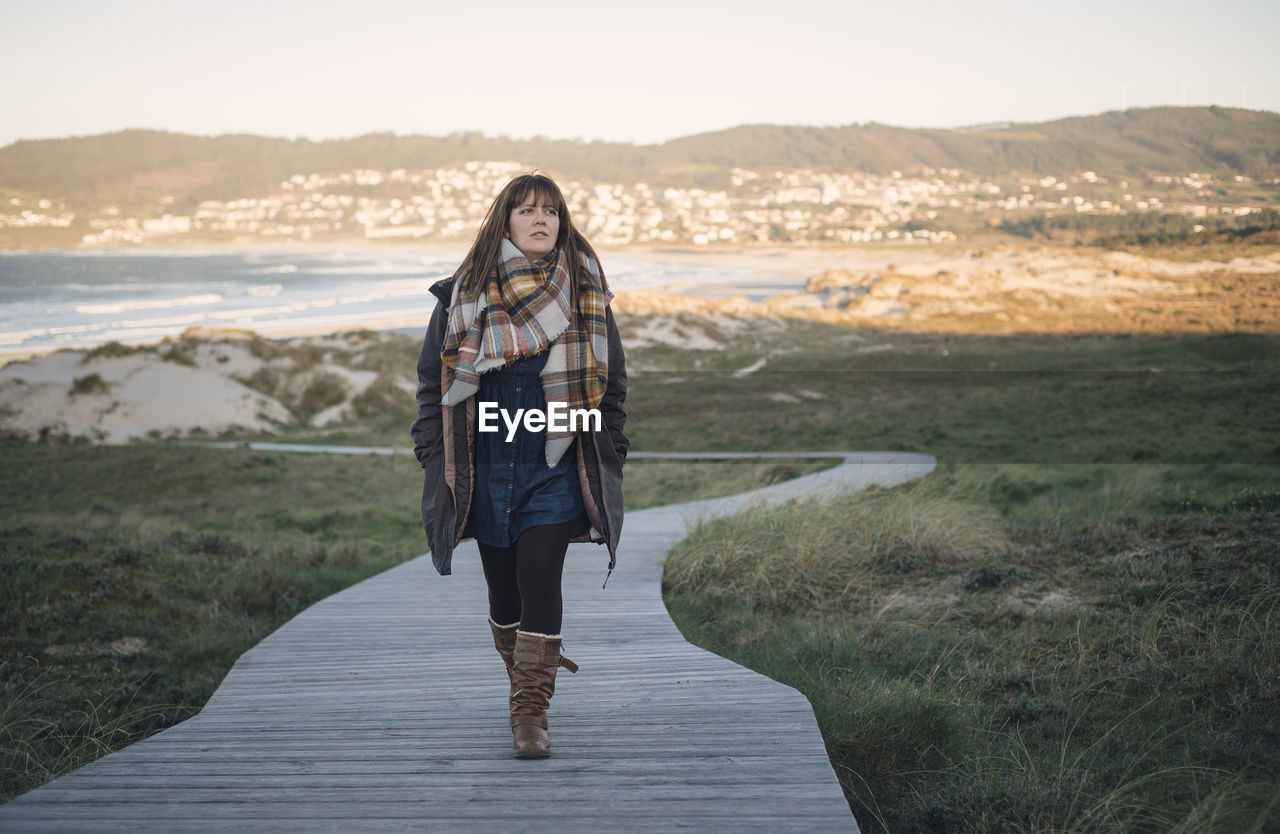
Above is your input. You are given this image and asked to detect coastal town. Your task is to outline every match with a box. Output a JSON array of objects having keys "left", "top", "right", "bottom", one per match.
[{"left": 0, "top": 160, "right": 1271, "bottom": 248}]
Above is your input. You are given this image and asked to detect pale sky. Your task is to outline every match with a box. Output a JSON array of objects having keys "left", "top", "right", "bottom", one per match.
[{"left": 2, "top": 0, "right": 1278, "bottom": 148}]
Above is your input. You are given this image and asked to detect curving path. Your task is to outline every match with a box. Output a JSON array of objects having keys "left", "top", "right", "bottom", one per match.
[{"left": 1, "top": 450, "right": 935, "bottom": 833}]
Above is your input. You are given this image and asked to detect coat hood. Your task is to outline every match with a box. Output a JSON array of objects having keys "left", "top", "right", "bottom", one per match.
[{"left": 429, "top": 276, "right": 454, "bottom": 308}]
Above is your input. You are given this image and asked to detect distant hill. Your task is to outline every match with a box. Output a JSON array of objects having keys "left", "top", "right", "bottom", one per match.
[
  {"left": 1, "top": 107, "right": 1277, "bottom": 211},
  {"left": 661, "top": 108, "right": 1280, "bottom": 179}
]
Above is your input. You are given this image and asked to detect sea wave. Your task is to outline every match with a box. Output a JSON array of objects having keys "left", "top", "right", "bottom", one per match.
[
  {"left": 207, "top": 303, "right": 315, "bottom": 320},
  {"left": 115, "top": 313, "right": 211, "bottom": 330},
  {"left": 62, "top": 281, "right": 221, "bottom": 292},
  {"left": 606, "top": 259, "right": 747, "bottom": 290},
  {"left": 334, "top": 279, "right": 427, "bottom": 305},
  {"left": 74, "top": 294, "right": 225, "bottom": 315},
  {"left": 2, "top": 250, "right": 751, "bottom": 354},
  {"left": 0, "top": 323, "right": 97, "bottom": 346},
  {"left": 302, "top": 262, "right": 442, "bottom": 276}
]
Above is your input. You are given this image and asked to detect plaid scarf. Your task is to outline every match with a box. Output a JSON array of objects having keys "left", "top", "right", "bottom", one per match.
[{"left": 441, "top": 238, "right": 610, "bottom": 466}]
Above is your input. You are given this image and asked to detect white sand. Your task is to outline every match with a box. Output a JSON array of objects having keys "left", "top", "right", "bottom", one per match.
[
  {"left": 0, "top": 330, "right": 410, "bottom": 443},
  {"left": 0, "top": 351, "right": 293, "bottom": 443}
]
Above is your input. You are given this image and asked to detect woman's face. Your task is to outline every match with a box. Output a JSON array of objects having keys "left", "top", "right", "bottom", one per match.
[{"left": 505, "top": 192, "right": 560, "bottom": 260}]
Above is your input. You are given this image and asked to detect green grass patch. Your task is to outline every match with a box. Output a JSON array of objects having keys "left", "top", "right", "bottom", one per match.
[
  {"left": 5, "top": 318, "right": 1278, "bottom": 816},
  {"left": 622, "top": 458, "right": 833, "bottom": 509},
  {"left": 295, "top": 324, "right": 1279, "bottom": 467},
  {"left": 664, "top": 463, "right": 1280, "bottom": 832},
  {"left": 616, "top": 328, "right": 1280, "bottom": 464},
  {"left": 0, "top": 442, "right": 424, "bottom": 801}
]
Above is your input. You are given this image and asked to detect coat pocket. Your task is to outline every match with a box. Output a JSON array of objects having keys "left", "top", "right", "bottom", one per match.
[
  {"left": 600, "top": 425, "right": 627, "bottom": 470},
  {"left": 420, "top": 445, "right": 450, "bottom": 550},
  {"left": 594, "top": 429, "right": 625, "bottom": 546}
]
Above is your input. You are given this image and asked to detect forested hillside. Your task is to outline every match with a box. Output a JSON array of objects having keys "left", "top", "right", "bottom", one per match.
[{"left": 2, "top": 107, "right": 1276, "bottom": 211}]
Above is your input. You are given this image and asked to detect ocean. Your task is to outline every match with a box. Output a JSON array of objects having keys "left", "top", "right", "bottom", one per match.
[{"left": 0, "top": 249, "right": 776, "bottom": 355}]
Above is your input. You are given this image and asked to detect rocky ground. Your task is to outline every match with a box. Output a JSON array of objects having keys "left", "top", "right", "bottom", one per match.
[{"left": 614, "top": 245, "right": 1280, "bottom": 334}]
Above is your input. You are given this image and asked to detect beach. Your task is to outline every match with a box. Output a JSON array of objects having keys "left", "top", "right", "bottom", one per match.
[
  {"left": 0, "top": 245, "right": 822, "bottom": 364},
  {"left": 3, "top": 243, "right": 1279, "bottom": 443},
  {"left": 0, "top": 244, "right": 811, "bottom": 443},
  {"left": 10, "top": 242, "right": 1279, "bottom": 361}
]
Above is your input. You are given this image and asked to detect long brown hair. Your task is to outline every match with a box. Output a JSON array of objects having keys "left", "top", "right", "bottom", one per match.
[{"left": 454, "top": 173, "right": 609, "bottom": 308}]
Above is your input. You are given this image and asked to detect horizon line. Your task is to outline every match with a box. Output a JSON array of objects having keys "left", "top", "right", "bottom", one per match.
[{"left": 3, "top": 104, "right": 1276, "bottom": 151}]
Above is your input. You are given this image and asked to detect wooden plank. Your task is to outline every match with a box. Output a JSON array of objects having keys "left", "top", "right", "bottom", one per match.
[
  {"left": 2, "top": 812, "right": 854, "bottom": 834},
  {"left": 0, "top": 451, "right": 933, "bottom": 832}
]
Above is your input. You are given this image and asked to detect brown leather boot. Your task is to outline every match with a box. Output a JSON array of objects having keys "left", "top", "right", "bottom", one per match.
[
  {"left": 488, "top": 618, "right": 520, "bottom": 708},
  {"left": 510, "top": 630, "right": 578, "bottom": 758}
]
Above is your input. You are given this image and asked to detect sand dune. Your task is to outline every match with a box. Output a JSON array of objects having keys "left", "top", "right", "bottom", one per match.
[
  {"left": 0, "top": 348, "right": 292, "bottom": 443},
  {"left": 0, "top": 331, "right": 416, "bottom": 443}
]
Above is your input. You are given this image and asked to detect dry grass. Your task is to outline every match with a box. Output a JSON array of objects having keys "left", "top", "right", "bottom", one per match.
[
  {"left": 664, "top": 463, "right": 1280, "bottom": 833},
  {"left": 665, "top": 480, "right": 1008, "bottom": 609}
]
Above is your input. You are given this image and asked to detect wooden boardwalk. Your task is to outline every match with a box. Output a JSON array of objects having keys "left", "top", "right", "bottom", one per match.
[{"left": 1, "top": 451, "right": 934, "bottom": 833}]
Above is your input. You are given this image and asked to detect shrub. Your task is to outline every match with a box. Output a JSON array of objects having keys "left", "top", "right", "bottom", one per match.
[
  {"left": 68, "top": 374, "right": 110, "bottom": 396},
  {"left": 351, "top": 373, "right": 409, "bottom": 418},
  {"left": 297, "top": 372, "right": 350, "bottom": 418}
]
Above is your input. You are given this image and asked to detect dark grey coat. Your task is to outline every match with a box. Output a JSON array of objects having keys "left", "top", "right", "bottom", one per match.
[{"left": 410, "top": 276, "right": 629, "bottom": 576}]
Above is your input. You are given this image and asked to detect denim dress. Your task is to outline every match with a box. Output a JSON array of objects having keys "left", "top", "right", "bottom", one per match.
[{"left": 466, "top": 349, "right": 588, "bottom": 547}]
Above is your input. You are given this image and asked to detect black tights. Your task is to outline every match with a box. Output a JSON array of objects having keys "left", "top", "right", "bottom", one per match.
[{"left": 477, "top": 520, "right": 576, "bottom": 634}]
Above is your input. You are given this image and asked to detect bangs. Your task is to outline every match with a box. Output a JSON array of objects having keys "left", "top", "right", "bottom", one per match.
[{"left": 510, "top": 175, "right": 565, "bottom": 212}]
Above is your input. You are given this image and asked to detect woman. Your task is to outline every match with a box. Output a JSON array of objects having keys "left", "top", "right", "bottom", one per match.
[{"left": 411, "top": 172, "right": 628, "bottom": 758}]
